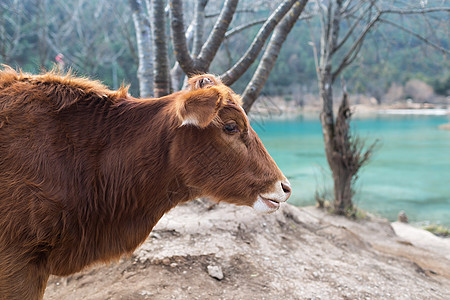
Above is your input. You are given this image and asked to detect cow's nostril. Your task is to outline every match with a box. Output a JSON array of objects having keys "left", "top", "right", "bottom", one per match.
[{"left": 281, "top": 181, "right": 291, "bottom": 195}]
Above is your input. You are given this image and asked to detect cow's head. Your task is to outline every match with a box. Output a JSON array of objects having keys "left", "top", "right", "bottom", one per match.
[{"left": 172, "top": 74, "right": 291, "bottom": 213}]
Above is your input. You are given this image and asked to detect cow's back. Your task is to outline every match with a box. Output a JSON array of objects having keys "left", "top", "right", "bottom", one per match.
[
  {"left": 0, "top": 69, "right": 122, "bottom": 267},
  {"left": 0, "top": 75, "right": 67, "bottom": 255},
  {"left": 0, "top": 68, "right": 171, "bottom": 277}
]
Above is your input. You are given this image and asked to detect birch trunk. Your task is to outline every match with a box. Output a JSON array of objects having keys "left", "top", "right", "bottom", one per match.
[
  {"left": 195, "top": 0, "right": 238, "bottom": 71},
  {"left": 192, "top": 0, "right": 208, "bottom": 57},
  {"left": 129, "top": 0, "right": 154, "bottom": 97},
  {"left": 221, "top": 0, "right": 298, "bottom": 86},
  {"left": 242, "top": 0, "right": 308, "bottom": 112}
]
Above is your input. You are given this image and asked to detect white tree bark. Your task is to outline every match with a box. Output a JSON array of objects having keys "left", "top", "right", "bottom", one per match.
[{"left": 130, "top": 0, "right": 154, "bottom": 97}]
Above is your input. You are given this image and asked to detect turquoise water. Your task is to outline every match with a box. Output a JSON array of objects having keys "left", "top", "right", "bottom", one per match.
[{"left": 252, "top": 114, "right": 450, "bottom": 225}]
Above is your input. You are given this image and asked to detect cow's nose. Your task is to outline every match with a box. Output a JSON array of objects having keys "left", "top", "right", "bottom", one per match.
[{"left": 281, "top": 180, "right": 291, "bottom": 199}]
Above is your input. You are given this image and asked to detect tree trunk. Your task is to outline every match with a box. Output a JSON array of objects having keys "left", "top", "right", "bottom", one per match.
[
  {"left": 332, "top": 164, "right": 353, "bottom": 214},
  {"left": 242, "top": 0, "right": 308, "bottom": 112},
  {"left": 169, "top": 0, "right": 196, "bottom": 75},
  {"left": 328, "top": 91, "right": 354, "bottom": 214},
  {"left": 170, "top": 22, "right": 195, "bottom": 91},
  {"left": 318, "top": 68, "right": 354, "bottom": 214},
  {"left": 129, "top": 0, "right": 154, "bottom": 97},
  {"left": 192, "top": 0, "right": 208, "bottom": 57},
  {"left": 320, "top": 81, "right": 363, "bottom": 214},
  {"left": 221, "top": 0, "right": 298, "bottom": 86},
  {"left": 316, "top": 0, "right": 354, "bottom": 215},
  {"left": 152, "top": 0, "right": 170, "bottom": 97},
  {"left": 195, "top": 0, "right": 238, "bottom": 71}
]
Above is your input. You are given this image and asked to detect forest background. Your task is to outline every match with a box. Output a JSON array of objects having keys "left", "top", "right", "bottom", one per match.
[{"left": 1, "top": 0, "right": 449, "bottom": 103}]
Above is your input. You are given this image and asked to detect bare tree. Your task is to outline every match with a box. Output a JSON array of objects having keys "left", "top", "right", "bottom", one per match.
[
  {"left": 169, "top": 0, "right": 209, "bottom": 91},
  {"left": 151, "top": 0, "right": 170, "bottom": 96},
  {"left": 242, "top": 0, "right": 309, "bottom": 112},
  {"left": 128, "top": 0, "right": 309, "bottom": 103},
  {"left": 308, "top": 0, "right": 450, "bottom": 215},
  {"left": 192, "top": 0, "right": 209, "bottom": 58},
  {"left": 169, "top": 0, "right": 239, "bottom": 75},
  {"left": 220, "top": 0, "right": 302, "bottom": 86},
  {"left": 129, "top": 0, "right": 154, "bottom": 97}
]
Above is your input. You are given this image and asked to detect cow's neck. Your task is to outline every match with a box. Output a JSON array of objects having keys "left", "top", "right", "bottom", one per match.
[
  {"left": 102, "top": 97, "right": 194, "bottom": 230},
  {"left": 57, "top": 97, "right": 197, "bottom": 275}
]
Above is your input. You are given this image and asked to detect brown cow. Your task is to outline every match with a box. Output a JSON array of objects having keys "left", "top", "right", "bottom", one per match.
[{"left": 0, "top": 67, "right": 291, "bottom": 299}]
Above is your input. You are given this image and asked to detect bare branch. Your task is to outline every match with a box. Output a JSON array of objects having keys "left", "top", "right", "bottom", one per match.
[
  {"left": 379, "top": 17, "right": 450, "bottom": 55},
  {"left": 192, "top": 0, "right": 208, "bottom": 57},
  {"left": 340, "top": 0, "right": 353, "bottom": 14},
  {"left": 333, "top": 3, "right": 373, "bottom": 54},
  {"left": 381, "top": 7, "right": 450, "bottom": 14},
  {"left": 224, "top": 18, "right": 267, "bottom": 39},
  {"left": 170, "top": 21, "right": 195, "bottom": 91},
  {"left": 306, "top": 20, "right": 321, "bottom": 82},
  {"left": 221, "top": 0, "right": 298, "bottom": 86},
  {"left": 315, "top": 0, "right": 328, "bottom": 62},
  {"left": 331, "top": 11, "right": 381, "bottom": 82},
  {"left": 196, "top": 0, "right": 239, "bottom": 71},
  {"left": 242, "top": 0, "right": 308, "bottom": 112},
  {"left": 328, "top": 0, "right": 344, "bottom": 53},
  {"left": 206, "top": 8, "right": 255, "bottom": 18},
  {"left": 340, "top": 0, "right": 365, "bottom": 18},
  {"left": 169, "top": 0, "right": 195, "bottom": 75}
]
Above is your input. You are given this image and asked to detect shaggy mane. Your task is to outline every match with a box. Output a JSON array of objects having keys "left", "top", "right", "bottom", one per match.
[{"left": 0, "top": 65, "right": 130, "bottom": 110}]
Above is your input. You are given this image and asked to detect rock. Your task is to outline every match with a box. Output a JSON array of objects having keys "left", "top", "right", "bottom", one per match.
[
  {"left": 207, "top": 265, "right": 224, "bottom": 280},
  {"left": 398, "top": 211, "right": 408, "bottom": 223},
  {"left": 139, "top": 290, "right": 152, "bottom": 296},
  {"left": 150, "top": 232, "right": 161, "bottom": 239}
]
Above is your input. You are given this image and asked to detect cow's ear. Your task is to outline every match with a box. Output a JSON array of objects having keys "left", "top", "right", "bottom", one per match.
[{"left": 177, "top": 88, "right": 224, "bottom": 128}]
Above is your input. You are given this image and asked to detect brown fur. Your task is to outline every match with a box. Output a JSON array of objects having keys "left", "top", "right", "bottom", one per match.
[{"left": 0, "top": 67, "right": 285, "bottom": 299}]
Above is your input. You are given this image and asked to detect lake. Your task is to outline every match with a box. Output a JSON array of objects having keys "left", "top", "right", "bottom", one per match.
[{"left": 252, "top": 112, "right": 450, "bottom": 225}]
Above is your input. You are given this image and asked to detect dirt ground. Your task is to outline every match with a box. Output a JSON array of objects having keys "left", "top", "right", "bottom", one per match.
[{"left": 44, "top": 201, "right": 450, "bottom": 300}]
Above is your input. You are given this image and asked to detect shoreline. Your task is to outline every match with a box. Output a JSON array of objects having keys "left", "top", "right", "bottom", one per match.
[
  {"left": 248, "top": 99, "right": 450, "bottom": 121},
  {"left": 249, "top": 105, "right": 450, "bottom": 227}
]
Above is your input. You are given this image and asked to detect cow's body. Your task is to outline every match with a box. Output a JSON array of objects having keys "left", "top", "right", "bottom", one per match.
[{"left": 0, "top": 68, "right": 290, "bottom": 299}]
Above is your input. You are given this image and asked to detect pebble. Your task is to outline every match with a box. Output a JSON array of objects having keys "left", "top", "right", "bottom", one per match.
[
  {"left": 398, "top": 211, "right": 409, "bottom": 223},
  {"left": 150, "top": 232, "right": 161, "bottom": 239},
  {"left": 207, "top": 265, "right": 224, "bottom": 280},
  {"left": 139, "top": 290, "right": 152, "bottom": 296}
]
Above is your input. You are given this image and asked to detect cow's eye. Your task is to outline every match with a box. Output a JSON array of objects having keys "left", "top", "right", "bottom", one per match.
[{"left": 223, "top": 121, "right": 239, "bottom": 134}]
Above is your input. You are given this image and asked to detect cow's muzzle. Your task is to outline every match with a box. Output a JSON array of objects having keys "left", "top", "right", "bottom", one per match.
[{"left": 253, "top": 179, "right": 291, "bottom": 213}]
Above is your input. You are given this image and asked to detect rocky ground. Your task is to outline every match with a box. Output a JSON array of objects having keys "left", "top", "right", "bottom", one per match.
[{"left": 44, "top": 201, "right": 450, "bottom": 300}]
